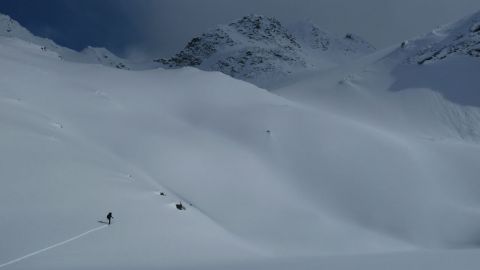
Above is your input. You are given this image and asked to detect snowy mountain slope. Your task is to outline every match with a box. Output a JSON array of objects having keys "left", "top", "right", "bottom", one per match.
[
  {"left": 159, "top": 15, "right": 375, "bottom": 88},
  {"left": 2, "top": 10, "right": 480, "bottom": 270},
  {"left": 288, "top": 20, "right": 375, "bottom": 60},
  {"left": 272, "top": 10, "right": 480, "bottom": 248},
  {"left": 387, "top": 10, "right": 480, "bottom": 108},
  {"left": 0, "top": 13, "right": 137, "bottom": 70},
  {"left": 399, "top": 10, "right": 480, "bottom": 65},
  {"left": 0, "top": 35, "right": 413, "bottom": 269},
  {"left": 3, "top": 36, "right": 480, "bottom": 268},
  {"left": 276, "top": 10, "right": 480, "bottom": 141},
  {"left": 179, "top": 249, "right": 480, "bottom": 270}
]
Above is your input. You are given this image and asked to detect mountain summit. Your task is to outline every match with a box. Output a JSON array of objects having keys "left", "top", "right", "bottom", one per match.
[{"left": 159, "top": 14, "right": 375, "bottom": 88}]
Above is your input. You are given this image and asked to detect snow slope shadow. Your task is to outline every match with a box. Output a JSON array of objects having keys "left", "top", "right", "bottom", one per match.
[{"left": 389, "top": 56, "right": 480, "bottom": 107}]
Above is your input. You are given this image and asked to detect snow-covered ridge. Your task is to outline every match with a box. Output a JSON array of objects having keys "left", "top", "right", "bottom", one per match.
[
  {"left": 399, "top": 11, "right": 480, "bottom": 64},
  {"left": 0, "top": 13, "right": 132, "bottom": 69},
  {"left": 159, "top": 14, "right": 375, "bottom": 88},
  {"left": 1, "top": 12, "right": 376, "bottom": 84},
  {"left": 288, "top": 20, "right": 375, "bottom": 55}
]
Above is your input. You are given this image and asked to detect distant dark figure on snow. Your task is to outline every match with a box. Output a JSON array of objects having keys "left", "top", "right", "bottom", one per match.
[
  {"left": 107, "top": 212, "right": 113, "bottom": 225},
  {"left": 176, "top": 202, "right": 185, "bottom": 210}
]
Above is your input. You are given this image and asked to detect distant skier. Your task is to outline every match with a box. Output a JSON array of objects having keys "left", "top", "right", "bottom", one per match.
[{"left": 107, "top": 212, "right": 113, "bottom": 225}]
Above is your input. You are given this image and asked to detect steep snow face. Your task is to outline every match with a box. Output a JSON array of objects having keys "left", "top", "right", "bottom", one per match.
[
  {"left": 79, "top": 46, "right": 131, "bottom": 69},
  {"left": 0, "top": 13, "right": 60, "bottom": 51},
  {"left": 273, "top": 56, "right": 480, "bottom": 251},
  {"left": 275, "top": 10, "right": 480, "bottom": 142},
  {"left": 288, "top": 20, "right": 375, "bottom": 57},
  {"left": 272, "top": 10, "right": 480, "bottom": 250},
  {"left": 373, "top": 11, "right": 480, "bottom": 108},
  {"left": 288, "top": 20, "right": 332, "bottom": 51},
  {"left": 160, "top": 15, "right": 375, "bottom": 88},
  {"left": 397, "top": 11, "right": 480, "bottom": 65},
  {"left": 0, "top": 13, "right": 134, "bottom": 70}
]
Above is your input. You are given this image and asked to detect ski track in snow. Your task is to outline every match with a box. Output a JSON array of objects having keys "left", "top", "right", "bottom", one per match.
[{"left": 0, "top": 225, "right": 108, "bottom": 269}]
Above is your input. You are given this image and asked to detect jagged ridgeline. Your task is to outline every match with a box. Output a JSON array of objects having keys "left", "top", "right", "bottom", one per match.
[
  {"left": 1, "top": 12, "right": 375, "bottom": 87},
  {"left": 0, "top": 13, "right": 132, "bottom": 70},
  {"left": 400, "top": 11, "right": 480, "bottom": 64}
]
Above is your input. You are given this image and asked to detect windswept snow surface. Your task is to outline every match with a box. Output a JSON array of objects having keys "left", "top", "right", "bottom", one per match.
[
  {"left": 0, "top": 225, "right": 108, "bottom": 268},
  {"left": 0, "top": 35, "right": 415, "bottom": 269},
  {"left": 2, "top": 10, "right": 480, "bottom": 270},
  {"left": 275, "top": 9, "right": 480, "bottom": 251}
]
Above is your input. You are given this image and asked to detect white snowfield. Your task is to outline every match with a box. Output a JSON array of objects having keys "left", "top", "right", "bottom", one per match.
[{"left": 1, "top": 10, "right": 480, "bottom": 270}]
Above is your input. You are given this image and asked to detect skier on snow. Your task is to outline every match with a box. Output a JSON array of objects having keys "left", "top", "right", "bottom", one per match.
[{"left": 107, "top": 212, "right": 113, "bottom": 225}]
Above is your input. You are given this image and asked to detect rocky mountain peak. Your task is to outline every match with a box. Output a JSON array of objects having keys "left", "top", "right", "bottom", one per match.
[
  {"left": 159, "top": 14, "right": 376, "bottom": 88},
  {"left": 228, "top": 14, "right": 300, "bottom": 47}
]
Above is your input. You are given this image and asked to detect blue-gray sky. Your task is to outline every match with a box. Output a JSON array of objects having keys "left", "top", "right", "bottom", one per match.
[{"left": 1, "top": 0, "right": 480, "bottom": 60}]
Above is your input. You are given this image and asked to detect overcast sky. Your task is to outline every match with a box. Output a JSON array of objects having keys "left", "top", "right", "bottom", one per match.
[{"left": 1, "top": 0, "right": 480, "bottom": 60}]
